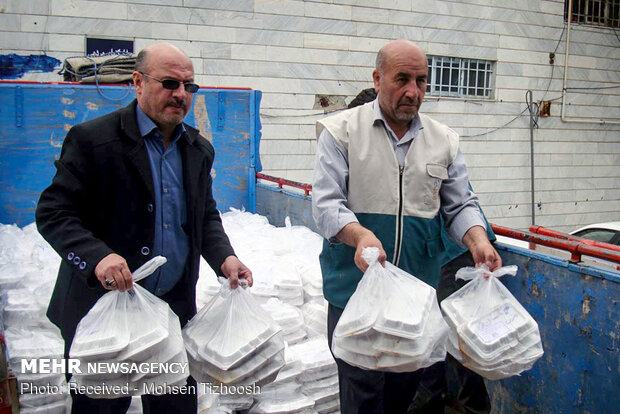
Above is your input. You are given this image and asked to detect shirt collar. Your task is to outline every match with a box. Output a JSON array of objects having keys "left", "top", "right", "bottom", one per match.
[
  {"left": 371, "top": 99, "right": 423, "bottom": 143},
  {"left": 136, "top": 104, "right": 186, "bottom": 142}
]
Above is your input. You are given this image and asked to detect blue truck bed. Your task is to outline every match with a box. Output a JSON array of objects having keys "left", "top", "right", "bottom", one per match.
[{"left": 0, "top": 82, "right": 261, "bottom": 226}]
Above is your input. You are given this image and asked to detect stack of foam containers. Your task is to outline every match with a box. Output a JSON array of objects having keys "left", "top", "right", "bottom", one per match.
[
  {"left": 3, "top": 287, "right": 46, "bottom": 328},
  {"left": 442, "top": 295, "right": 544, "bottom": 380},
  {"left": 271, "top": 258, "right": 305, "bottom": 307},
  {"left": 219, "top": 211, "right": 309, "bottom": 307},
  {"left": 297, "top": 259, "right": 323, "bottom": 304},
  {"left": 261, "top": 298, "right": 307, "bottom": 345},
  {"left": 197, "top": 392, "right": 239, "bottom": 414},
  {"left": 193, "top": 211, "right": 328, "bottom": 411},
  {"left": 249, "top": 381, "right": 315, "bottom": 414},
  {"left": 332, "top": 269, "right": 448, "bottom": 373},
  {"left": 288, "top": 337, "right": 339, "bottom": 413},
  {"left": 6, "top": 325, "right": 71, "bottom": 414},
  {"left": 268, "top": 346, "right": 304, "bottom": 389},
  {"left": 277, "top": 222, "right": 324, "bottom": 306},
  {"left": 184, "top": 283, "right": 286, "bottom": 390},
  {"left": 195, "top": 256, "right": 264, "bottom": 412},
  {"left": 248, "top": 342, "right": 322, "bottom": 414},
  {"left": 246, "top": 257, "right": 305, "bottom": 306},
  {"left": 216, "top": 210, "right": 340, "bottom": 412},
  {"left": 0, "top": 223, "right": 71, "bottom": 413},
  {"left": 187, "top": 332, "right": 285, "bottom": 388},
  {"left": 301, "top": 300, "right": 328, "bottom": 338}
]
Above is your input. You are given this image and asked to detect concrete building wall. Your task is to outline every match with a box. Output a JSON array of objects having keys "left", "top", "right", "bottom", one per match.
[{"left": 1, "top": 0, "right": 618, "bottom": 232}]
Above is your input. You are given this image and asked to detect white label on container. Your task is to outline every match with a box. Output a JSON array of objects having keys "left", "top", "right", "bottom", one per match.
[{"left": 470, "top": 304, "right": 523, "bottom": 345}]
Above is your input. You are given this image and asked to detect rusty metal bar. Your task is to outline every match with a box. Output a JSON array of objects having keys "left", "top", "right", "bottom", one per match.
[
  {"left": 529, "top": 225, "right": 620, "bottom": 253},
  {"left": 492, "top": 224, "right": 620, "bottom": 265},
  {"left": 256, "top": 172, "right": 313, "bottom": 196}
]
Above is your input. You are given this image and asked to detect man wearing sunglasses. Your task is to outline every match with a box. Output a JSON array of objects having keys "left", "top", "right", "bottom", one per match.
[{"left": 36, "top": 43, "right": 252, "bottom": 413}]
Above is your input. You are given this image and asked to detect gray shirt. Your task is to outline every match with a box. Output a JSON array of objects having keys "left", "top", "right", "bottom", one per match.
[{"left": 312, "top": 99, "right": 485, "bottom": 247}]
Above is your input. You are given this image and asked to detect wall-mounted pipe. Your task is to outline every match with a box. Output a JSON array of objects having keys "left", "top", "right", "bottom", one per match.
[{"left": 526, "top": 90, "right": 536, "bottom": 226}]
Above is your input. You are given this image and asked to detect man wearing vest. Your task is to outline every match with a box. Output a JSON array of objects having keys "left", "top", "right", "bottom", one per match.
[{"left": 312, "top": 39, "right": 502, "bottom": 414}]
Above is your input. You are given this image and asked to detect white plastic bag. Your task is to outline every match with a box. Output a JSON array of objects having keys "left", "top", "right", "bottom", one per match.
[
  {"left": 331, "top": 247, "right": 448, "bottom": 372},
  {"left": 184, "top": 278, "right": 285, "bottom": 386},
  {"left": 69, "top": 256, "right": 190, "bottom": 398},
  {"left": 70, "top": 257, "right": 169, "bottom": 361},
  {"left": 440, "top": 264, "right": 544, "bottom": 380},
  {"left": 332, "top": 249, "right": 385, "bottom": 338}
]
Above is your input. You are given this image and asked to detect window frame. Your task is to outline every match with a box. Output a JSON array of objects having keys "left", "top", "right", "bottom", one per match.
[
  {"left": 426, "top": 55, "right": 495, "bottom": 100},
  {"left": 564, "top": 0, "right": 620, "bottom": 29}
]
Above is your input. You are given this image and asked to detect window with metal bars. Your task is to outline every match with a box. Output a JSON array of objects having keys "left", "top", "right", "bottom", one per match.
[
  {"left": 564, "top": 0, "right": 620, "bottom": 28},
  {"left": 426, "top": 56, "right": 494, "bottom": 98}
]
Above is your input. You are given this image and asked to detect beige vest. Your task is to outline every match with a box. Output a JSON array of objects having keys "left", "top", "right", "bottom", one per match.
[{"left": 317, "top": 103, "right": 459, "bottom": 219}]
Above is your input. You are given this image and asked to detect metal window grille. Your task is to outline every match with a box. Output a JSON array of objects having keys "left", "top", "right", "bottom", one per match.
[
  {"left": 564, "top": 0, "right": 620, "bottom": 28},
  {"left": 426, "top": 56, "right": 494, "bottom": 98}
]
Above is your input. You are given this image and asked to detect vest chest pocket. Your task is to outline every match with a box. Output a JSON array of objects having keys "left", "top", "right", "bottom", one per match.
[{"left": 424, "top": 164, "right": 448, "bottom": 208}]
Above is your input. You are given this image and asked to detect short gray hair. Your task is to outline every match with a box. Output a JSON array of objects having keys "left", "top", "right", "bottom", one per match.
[
  {"left": 375, "top": 48, "right": 386, "bottom": 73},
  {"left": 134, "top": 48, "right": 148, "bottom": 73}
]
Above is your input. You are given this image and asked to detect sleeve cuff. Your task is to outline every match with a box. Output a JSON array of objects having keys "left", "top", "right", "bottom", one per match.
[
  {"left": 324, "top": 209, "right": 358, "bottom": 243},
  {"left": 448, "top": 208, "right": 486, "bottom": 248}
]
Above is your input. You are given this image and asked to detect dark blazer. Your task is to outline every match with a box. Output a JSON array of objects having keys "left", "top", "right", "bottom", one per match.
[{"left": 36, "top": 100, "right": 235, "bottom": 349}]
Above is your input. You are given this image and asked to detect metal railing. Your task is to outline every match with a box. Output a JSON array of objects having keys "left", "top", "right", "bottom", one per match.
[
  {"left": 529, "top": 225, "right": 620, "bottom": 253},
  {"left": 256, "top": 172, "right": 313, "bottom": 196},
  {"left": 492, "top": 224, "right": 620, "bottom": 266}
]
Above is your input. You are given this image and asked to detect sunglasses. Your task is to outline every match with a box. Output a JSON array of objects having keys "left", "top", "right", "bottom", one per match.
[{"left": 139, "top": 72, "right": 200, "bottom": 93}]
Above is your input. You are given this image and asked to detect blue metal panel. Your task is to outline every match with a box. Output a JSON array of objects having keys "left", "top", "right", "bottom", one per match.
[
  {"left": 0, "top": 83, "right": 261, "bottom": 225},
  {"left": 247, "top": 90, "right": 263, "bottom": 213},
  {"left": 255, "top": 183, "right": 317, "bottom": 232},
  {"left": 488, "top": 244, "right": 619, "bottom": 414},
  {"left": 184, "top": 86, "right": 261, "bottom": 215}
]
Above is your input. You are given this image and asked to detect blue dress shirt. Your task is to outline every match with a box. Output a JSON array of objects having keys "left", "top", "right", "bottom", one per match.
[{"left": 136, "top": 105, "right": 190, "bottom": 296}]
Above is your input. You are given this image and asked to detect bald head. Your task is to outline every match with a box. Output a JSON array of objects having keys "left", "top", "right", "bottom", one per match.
[
  {"left": 135, "top": 43, "right": 193, "bottom": 74},
  {"left": 375, "top": 39, "right": 427, "bottom": 74}
]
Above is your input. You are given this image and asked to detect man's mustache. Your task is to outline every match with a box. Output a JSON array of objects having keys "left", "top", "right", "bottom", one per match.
[
  {"left": 165, "top": 99, "right": 186, "bottom": 109},
  {"left": 398, "top": 98, "right": 419, "bottom": 107}
]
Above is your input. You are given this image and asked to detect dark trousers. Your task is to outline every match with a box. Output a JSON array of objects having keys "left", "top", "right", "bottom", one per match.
[
  {"left": 328, "top": 304, "right": 423, "bottom": 414},
  {"left": 410, "top": 251, "right": 491, "bottom": 414},
  {"left": 70, "top": 376, "right": 197, "bottom": 414}
]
